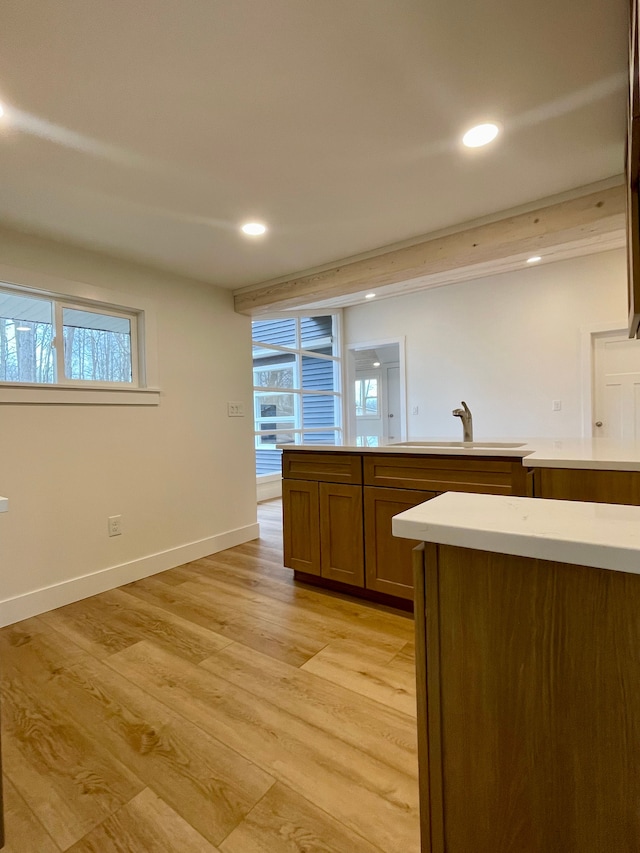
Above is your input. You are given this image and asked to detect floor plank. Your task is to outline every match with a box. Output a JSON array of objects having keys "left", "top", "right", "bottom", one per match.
[
  {"left": 188, "top": 552, "right": 414, "bottom": 640},
  {"left": 200, "top": 642, "right": 417, "bottom": 777},
  {"left": 302, "top": 638, "right": 417, "bottom": 717},
  {"left": 153, "top": 564, "right": 412, "bottom": 658},
  {"left": 65, "top": 788, "right": 221, "bottom": 853},
  {"left": 1, "top": 675, "right": 144, "bottom": 850},
  {"left": 2, "top": 626, "right": 274, "bottom": 848},
  {"left": 0, "top": 499, "right": 419, "bottom": 853},
  {"left": 121, "top": 576, "right": 328, "bottom": 667},
  {"left": 1, "top": 775, "right": 60, "bottom": 853},
  {"left": 39, "top": 588, "right": 232, "bottom": 663},
  {"left": 219, "top": 781, "right": 383, "bottom": 853},
  {"left": 108, "top": 640, "right": 420, "bottom": 853}
]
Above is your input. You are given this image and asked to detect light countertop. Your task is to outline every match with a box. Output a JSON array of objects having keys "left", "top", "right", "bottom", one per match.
[
  {"left": 278, "top": 438, "right": 640, "bottom": 472},
  {"left": 0, "top": 496, "right": 8, "bottom": 513},
  {"left": 392, "top": 491, "right": 640, "bottom": 574}
]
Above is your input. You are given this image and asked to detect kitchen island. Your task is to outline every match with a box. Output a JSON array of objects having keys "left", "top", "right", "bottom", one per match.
[
  {"left": 280, "top": 439, "right": 640, "bottom": 607},
  {"left": 392, "top": 492, "right": 640, "bottom": 853}
]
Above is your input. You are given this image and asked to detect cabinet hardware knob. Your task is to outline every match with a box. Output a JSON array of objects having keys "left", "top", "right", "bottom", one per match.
[{"left": 595, "top": 421, "right": 603, "bottom": 427}]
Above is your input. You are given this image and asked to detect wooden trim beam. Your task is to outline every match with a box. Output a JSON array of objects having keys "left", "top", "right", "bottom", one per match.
[{"left": 234, "top": 184, "right": 625, "bottom": 315}]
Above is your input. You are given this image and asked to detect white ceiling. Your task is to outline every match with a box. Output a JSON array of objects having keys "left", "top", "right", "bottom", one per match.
[{"left": 0, "top": 0, "right": 629, "bottom": 290}]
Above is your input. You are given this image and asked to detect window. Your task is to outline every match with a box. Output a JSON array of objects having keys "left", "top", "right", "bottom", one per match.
[
  {"left": 0, "top": 287, "right": 138, "bottom": 387},
  {"left": 252, "top": 314, "right": 342, "bottom": 476},
  {"left": 355, "top": 377, "right": 379, "bottom": 416}
]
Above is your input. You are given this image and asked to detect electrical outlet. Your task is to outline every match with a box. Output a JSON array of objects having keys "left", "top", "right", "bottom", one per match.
[
  {"left": 227, "top": 401, "right": 245, "bottom": 417},
  {"left": 412, "top": 406, "right": 419, "bottom": 415},
  {"left": 108, "top": 515, "right": 122, "bottom": 537},
  {"left": 552, "top": 400, "right": 562, "bottom": 412}
]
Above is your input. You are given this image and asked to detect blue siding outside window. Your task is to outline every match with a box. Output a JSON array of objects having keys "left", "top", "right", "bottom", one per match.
[
  {"left": 252, "top": 318, "right": 296, "bottom": 347},
  {"left": 252, "top": 315, "right": 340, "bottom": 478},
  {"left": 255, "top": 448, "right": 282, "bottom": 475}
]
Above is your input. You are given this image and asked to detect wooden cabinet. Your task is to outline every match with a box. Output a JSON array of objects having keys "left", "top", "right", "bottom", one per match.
[
  {"left": 363, "top": 454, "right": 528, "bottom": 495},
  {"left": 364, "top": 486, "right": 436, "bottom": 600},
  {"left": 282, "top": 479, "right": 321, "bottom": 575},
  {"left": 282, "top": 459, "right": 364, "bottom": 587},
  {"left": 534, "top": 467, "right": 640, "bottom": 505},
  {"left": 282, "top": 449, "right": 529, "bottom": 607},
  {"left": 319, "top": 483, "right": 364, "bottom": 586},
  {"left": 283, "top": 451, "right": 362, "bottom": 485},
  {"left": 413, "top": 541, "right": 640, "bottom": 853}
]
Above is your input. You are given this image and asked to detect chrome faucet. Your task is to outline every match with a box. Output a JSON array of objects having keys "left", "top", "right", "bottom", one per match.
[{"left": 452, "top": 401, "right": 473, "bottom": 442}]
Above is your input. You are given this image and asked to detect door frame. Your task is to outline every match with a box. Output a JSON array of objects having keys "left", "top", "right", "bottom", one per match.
[
  {"left": 580, "top": 319, "right": 628, "bottom": 437},
  {"left": 344, "top": 336, "right": 407, "bottom": 444}
]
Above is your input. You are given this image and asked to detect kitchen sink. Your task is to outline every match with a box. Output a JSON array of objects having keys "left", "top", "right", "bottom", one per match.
[{"left": 391, "top": 441, "right": 526, "bottom": 448}]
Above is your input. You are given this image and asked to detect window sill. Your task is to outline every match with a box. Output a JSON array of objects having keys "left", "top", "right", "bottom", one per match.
[{"left": 0, "top": 383, "right": 161, "bottom": 406}]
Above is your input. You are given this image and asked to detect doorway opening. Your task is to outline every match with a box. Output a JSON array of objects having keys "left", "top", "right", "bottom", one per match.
[{"left": 345, "top": 339, "right": 407, "bottom": 446}]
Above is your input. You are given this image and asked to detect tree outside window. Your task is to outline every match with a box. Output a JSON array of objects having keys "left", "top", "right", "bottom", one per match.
[{"left": 355, "top": 377, "right": 379, "bottom": 416}]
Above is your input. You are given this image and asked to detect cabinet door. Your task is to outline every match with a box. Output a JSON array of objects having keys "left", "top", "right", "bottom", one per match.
[
  {"left": 282, "top": 479, "right": 321, "bottom": 575},
  {"left": 364, "top": 486, "right": 437, "bottom": 600},
  {"left": 319, "top": 482, "right": 364, "bottom": 586}
]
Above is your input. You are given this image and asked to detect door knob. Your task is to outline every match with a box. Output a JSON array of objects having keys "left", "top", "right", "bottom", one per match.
[
  {"left": 388, "top": 413, "right": 394, "bottom": 418},
  {"left": 595, "top": 421, "right": 603, "bottom": 427}
]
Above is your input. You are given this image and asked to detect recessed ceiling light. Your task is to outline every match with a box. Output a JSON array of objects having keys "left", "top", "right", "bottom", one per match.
[
  {"left": 462, "top": 122, "right": 500, "bottom": 148},
  {"left": 241, "top": 222, "right": 267, "bottom": 236},
  {"left": 526, "top": 256, "right": 542, "bottom": 264},
  {"left": 0, "top": 103, "right": 4, "bottom": 119},
  {"left": 373, "top": 361, "right": 381, "bottom": 367},
  {"left": 365, "top": 293, "right": 376, "bottom": 300}
]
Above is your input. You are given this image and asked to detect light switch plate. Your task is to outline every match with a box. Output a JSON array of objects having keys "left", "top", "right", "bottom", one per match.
[{"left": 227, "top": 401, "right": 245, "bottom": 417}]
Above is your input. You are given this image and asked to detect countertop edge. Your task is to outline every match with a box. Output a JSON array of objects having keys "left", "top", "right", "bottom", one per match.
[
  {"left": 278, "top": 442, "right": 640, "bottom": 471},
  {"left": 392, "top": 493, "right": 640, "bottom": 574}
]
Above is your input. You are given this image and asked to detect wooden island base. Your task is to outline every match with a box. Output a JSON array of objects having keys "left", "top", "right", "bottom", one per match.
[{"left": 413, "top": 541, "right": 640, "bottom": 853}]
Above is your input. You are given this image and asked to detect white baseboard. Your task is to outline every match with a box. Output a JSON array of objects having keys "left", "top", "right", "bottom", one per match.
[
  {"left": 0, "top": 522, "right": 260, "bottom": 628},
  {"left": 257, "top": 477, "right": 282, "bottom": 502}
]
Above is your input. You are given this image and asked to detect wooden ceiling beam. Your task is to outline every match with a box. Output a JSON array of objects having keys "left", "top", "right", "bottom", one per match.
[{"left": 233, "top": 184, "right": 625, "bottom": 315}]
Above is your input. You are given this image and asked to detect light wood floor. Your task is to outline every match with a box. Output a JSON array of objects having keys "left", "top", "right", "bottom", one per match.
[{"left": 1, "top": 500, "right": 419, "bottom": 853}]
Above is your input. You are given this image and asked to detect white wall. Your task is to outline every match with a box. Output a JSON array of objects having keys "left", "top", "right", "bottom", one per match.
[
  {"left": 0, "top": 226, "right": 257, "bottom": 626},
  {"left": 344, "top": 249, "right": 628, "bottom": 439}
]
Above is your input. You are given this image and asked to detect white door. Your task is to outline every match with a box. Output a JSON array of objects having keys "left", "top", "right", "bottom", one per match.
[
  {"left": 593, "top": 332, "right": 640, "bottom": 440},
  {"left": 385, "top": 364, "right": 401, "bottom": 441}
]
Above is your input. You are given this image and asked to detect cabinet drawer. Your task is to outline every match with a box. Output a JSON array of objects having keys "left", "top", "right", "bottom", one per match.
[
  {"left": 283, "top": 451, "right": 362, "bottom": 484},
  {"left": 364, "top": 454, "right": 520, "bottom": 495}
]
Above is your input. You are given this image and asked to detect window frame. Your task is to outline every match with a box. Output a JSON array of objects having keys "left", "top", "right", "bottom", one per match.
[
  {"left": 0, "top": 265, "right": 160, "bottom": 406},
  {"left": 355, "top": 372, "right": 382, "bottom": 419},
  {"left": 252, "top": 311, "right": 343, "bottom": 469},
  {"left": 252, "top": 357, "right": 295, "bottom": 393},
  {"left": 56, "top": 300, "right": 139, "bottom": 388}
]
